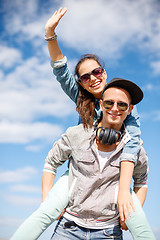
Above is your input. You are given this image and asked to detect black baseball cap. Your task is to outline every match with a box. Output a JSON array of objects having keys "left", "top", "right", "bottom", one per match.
[{"left": 102, "top": 78, "right": 143, "bottom": 105}]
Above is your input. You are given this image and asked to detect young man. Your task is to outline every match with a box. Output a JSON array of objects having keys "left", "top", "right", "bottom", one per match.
[{"left": 43, "top": 78, "right": 155, "bottom": 239}]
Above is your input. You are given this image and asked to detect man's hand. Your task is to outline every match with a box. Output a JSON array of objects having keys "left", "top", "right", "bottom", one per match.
[
  {"left": 117, "top": 190, "right": 135, "bottom": 221},
  {"left": 120, "top": 219, "right": 128, "bottom": 231},
  {"left": 118, "top": 161, "right": 135, "bottom": 221},
  {"left": 56, "top": 209, "right": 66, "bottom": 220}
]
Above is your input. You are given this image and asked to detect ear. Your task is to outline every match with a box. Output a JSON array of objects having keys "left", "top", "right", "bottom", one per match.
[
  {"left": 100, "top": 99, "right": 103, "bottom": 111},
  {"left": 103, "top": 69, "right": 107, "bottom": 80},
  {"left": 127, "top": 104, "right": 134, "bottom": 115}
]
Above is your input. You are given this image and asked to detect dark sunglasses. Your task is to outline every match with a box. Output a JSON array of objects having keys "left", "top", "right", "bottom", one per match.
[
  {"left": 103, "top": 100, "right": 129, "bottom": 111},
  {"left": 79, "top": 67, "right": 104, "bottom": 83}
]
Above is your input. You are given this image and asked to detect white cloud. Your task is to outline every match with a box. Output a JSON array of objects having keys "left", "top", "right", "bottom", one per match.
[
  {"left": 0, "top": 45, "right": 22, "bottom": 69},
  {"left": 0, "top": 167, "right": 41, "bottom": 210},
  {"left": 0, "top": 55, "right": 75, "bottom": 144},
  {"left": 2, "top": 0, "right": 49, "bottom": 47},
  {"left": 0, "top": 52, "right": 76, "bottom": 145},
  {"left": 0, "top": 57, "right": 75, "bottom": 123},
  {"left": 140, "top": 110, "right": 160, "bottom": 122},
  {"left": 2, "top": 0, "right": 40, "bottom": 33},
  {"left": 5, "top": 195, "right": 41, "bottom": 207},
  {"left": 10, "top": 184, "right": 41, "bottom": 193},
  {"left": 25, "top": 144, "right": 46, "bottom": 152},
  {"left": 0, "top": 167, "right": 38, "bottom": 183},
  {"left": 2, "top": 0, "right": 160, "bottom": 62},
  {"left": 142, "top": 83, "right": 160, "bottom": 92},
  {"left": 143, "top": 84, "right": 155, "bottom": 91},
  {"left": 59, "top": 0, "right": 160, "bottom": 60},
  {"left": 153, "top": 111, "right": 160, "bottom": 121},
  {"left": 150, "top": 61, "right": 160, "bottom": 75},
  {"left": 0, "top": 121, "right": 63, "bottom": 143}
]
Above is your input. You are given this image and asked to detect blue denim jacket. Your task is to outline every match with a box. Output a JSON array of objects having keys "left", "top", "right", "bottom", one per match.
[{"left": 51, "top": 57, "right": 141, "bottom": 163}]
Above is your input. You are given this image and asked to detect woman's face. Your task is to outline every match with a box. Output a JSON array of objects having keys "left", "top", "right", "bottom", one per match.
[{"left": 78, "top": 59, "right": 107, "bottom": 99}]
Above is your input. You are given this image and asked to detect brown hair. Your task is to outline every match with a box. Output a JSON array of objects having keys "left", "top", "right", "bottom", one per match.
[{"left": 75, "top": 54, "right": 105, "bottom": 129}]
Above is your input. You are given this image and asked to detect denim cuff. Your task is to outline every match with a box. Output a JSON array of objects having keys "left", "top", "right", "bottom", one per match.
[
  {"left": 120, "top": 153, "right": 137, "bottom": 164},
  {"left": 50, "top": 56, "right": 67, "bottom": 69}
]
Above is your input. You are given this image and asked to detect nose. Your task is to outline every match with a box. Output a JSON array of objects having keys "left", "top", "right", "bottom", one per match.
[
  {"left": 111, "top": 102, "right": 119, "bottom": 111},
  {"left": 90, "top": 74, "right": 97, "bottom": 82}
]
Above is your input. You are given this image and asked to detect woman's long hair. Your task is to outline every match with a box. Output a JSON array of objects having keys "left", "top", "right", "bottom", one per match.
[{"left": 75, "top": 54, "right": 105, "bottom": 129}]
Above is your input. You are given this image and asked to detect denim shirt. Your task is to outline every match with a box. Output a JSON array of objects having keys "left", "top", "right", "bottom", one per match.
[
  {"left": 51, "top": 57, "right": 141, "bottom": 163},
  {"left": 43, "top": 124, "right": 148, "bottom": 228}
]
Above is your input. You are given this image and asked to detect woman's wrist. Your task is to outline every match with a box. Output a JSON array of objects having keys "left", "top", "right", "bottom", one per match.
[
  {"left": 44, "top": 33, "right": 57, "bottom": 41},
  {"left": 45, "top": 24, "right": 55, "bottom": 37}
]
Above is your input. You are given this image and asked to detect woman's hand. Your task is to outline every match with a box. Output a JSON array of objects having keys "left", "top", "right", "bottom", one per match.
[{"left": 45, "top": 7, "right": 68, "bottom": 37}]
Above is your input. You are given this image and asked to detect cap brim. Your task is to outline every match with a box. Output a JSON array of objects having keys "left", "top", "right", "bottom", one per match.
[{"left": 102, "top": 78, "right": 143, "bottom": 105}]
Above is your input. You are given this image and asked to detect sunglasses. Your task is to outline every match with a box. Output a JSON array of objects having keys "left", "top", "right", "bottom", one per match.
[
  {"left": 103, "top": 100, "right": 129, "bottom": 111},
  {"left": 79, "top": 67, "right": 104, "bottom": 83}
]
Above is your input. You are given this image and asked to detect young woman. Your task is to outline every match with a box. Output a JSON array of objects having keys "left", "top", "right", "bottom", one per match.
[
  {"left": 10, "top": 8, "right": 155, "bottom": 240},
  {"left": 43, "top": 6, "right": 140, "bottom": 223}
]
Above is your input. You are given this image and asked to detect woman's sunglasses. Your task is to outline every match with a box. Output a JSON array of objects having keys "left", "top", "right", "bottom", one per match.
[
  {"left": 103, "top": 100, "right": 129, "bottom": 111},
  {"left": 79, "top": 67, "right": 104, "bottom": 83}
]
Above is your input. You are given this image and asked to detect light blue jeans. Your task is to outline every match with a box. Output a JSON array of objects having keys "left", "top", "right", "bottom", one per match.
[
  {"left": 50, "top": 217, "right": 122, "bottom": 240},
  {"left": 10, "top": 170, "right": 155, "bottom": 240}
]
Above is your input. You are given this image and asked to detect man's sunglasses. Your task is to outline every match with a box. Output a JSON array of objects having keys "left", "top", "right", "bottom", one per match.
[
  {"left": 103, "top": 100, "right": 129, "bottom": 111},
  {"left": 79, "top": 67, "right": 104, "bottom": 83}
]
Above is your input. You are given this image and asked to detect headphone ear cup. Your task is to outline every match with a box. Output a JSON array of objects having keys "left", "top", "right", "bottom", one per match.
[
  {"left": 107, "top": 128, "right": 116, "bottom": 145},
  {"left": 101, "top": 128, "right": 110, "bottom": 144},
  {"left": 96, "top": 127, "right": 105, "bottom": 142},
  {"left": 96, "top": 127, "right": 121, "bottom": 145}
]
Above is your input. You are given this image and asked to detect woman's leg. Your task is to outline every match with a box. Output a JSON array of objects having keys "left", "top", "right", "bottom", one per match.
[
  {"left": 10, "top": 170, "right": 69, "bottom": 240},
  {"left": 125, "top": 191, "right": 155, "bottom": 240}
]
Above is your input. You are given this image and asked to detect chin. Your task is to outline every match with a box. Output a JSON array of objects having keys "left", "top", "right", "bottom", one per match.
[{"left": 108, "top": 120, "right": 120, "bottom": 128}]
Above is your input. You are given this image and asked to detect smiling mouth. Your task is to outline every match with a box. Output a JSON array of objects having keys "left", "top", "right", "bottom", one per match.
[
  {"left": 90, "top": 81, "right": 101, "bottom": 88},
  {"left": 108, "top": 112, "right": 121, "bottom": 118}
]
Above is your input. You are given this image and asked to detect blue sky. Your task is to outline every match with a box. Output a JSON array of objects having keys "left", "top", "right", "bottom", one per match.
[{"left": 0, "top": 0, "right": 160, "bottom": 239}]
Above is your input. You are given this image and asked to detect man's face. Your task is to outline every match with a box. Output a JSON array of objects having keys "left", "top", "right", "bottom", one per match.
[{"left": 100, "top": 87, "right": 133, "bottom": 131}]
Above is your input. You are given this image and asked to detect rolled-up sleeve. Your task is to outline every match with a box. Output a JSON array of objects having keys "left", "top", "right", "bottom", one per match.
[
  {"left": 51, "top": 57, "right": 79, "bottom": 104},
  {"left": 122, "top": 106, "right": 141, "bottom": 164},
  {"left": 133, "top": 143, "right": 149, "bottom": 188},
  {"left": 43, "top": 132, "right": 72, "bottom": 174}
]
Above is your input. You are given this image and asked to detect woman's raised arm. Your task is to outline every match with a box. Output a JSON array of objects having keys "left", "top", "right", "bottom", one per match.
[{"left": 45, "top": 7, "right": 68, "bottom": 61}]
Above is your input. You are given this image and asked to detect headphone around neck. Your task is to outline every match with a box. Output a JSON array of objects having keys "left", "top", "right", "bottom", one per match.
[{"left": 95, "top": 125, "right": 121, "bottom": 145}]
